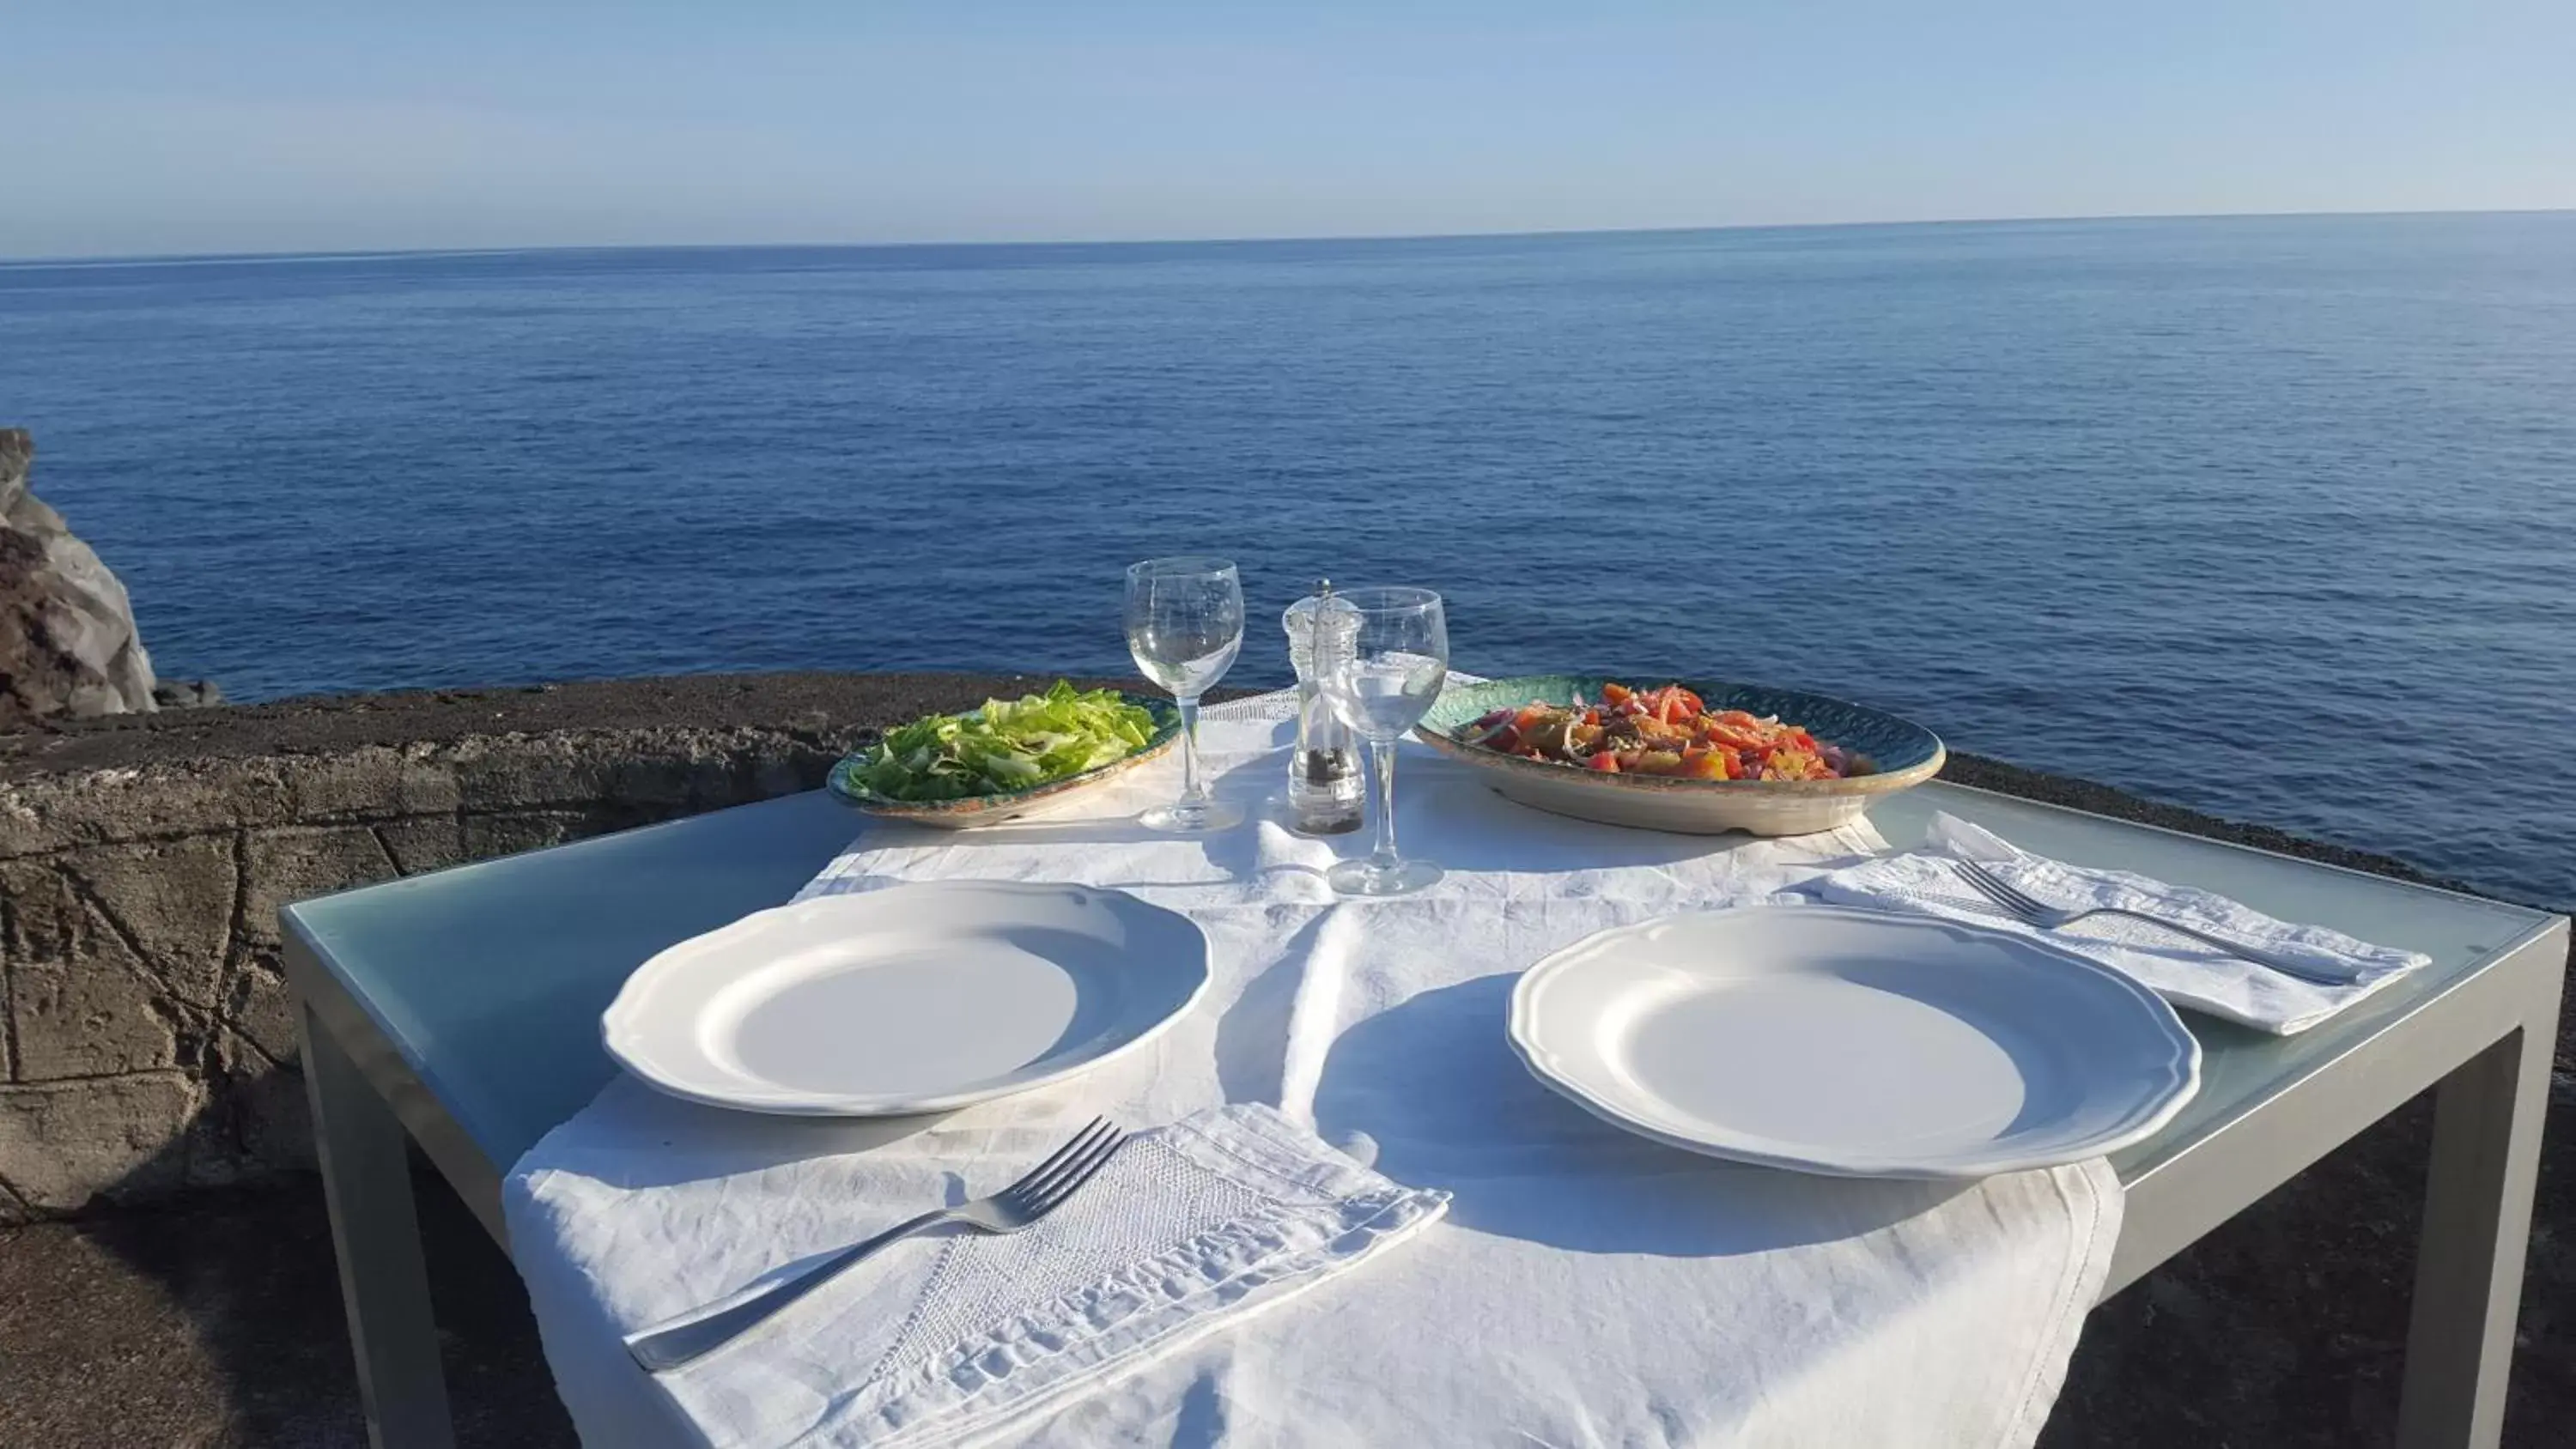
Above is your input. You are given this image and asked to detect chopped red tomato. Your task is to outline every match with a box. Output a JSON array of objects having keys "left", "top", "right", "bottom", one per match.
[{"left": 1459, "top": 683, "right": 1855, "bottom": 783}]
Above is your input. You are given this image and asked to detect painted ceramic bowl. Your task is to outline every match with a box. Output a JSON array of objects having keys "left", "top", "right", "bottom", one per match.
[
  {"left": 1415, "top": 674, "right": 1943, "bottom": 837},
  {"left": 827, "top": 695, "right": 1182, "bottom": 828}
]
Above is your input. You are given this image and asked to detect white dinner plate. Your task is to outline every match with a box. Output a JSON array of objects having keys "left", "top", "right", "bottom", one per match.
[
  {"left": 604, "top": 881, "right": 1209, "bottom": 1116},
  {"left": 1509, "top": 905, "right": 2201, "bottom": 1178}
]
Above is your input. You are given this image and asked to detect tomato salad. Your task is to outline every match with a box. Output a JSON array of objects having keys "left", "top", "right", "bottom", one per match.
[{"left": 1455, "top": 682, "right": 1867, "bottom": 781}]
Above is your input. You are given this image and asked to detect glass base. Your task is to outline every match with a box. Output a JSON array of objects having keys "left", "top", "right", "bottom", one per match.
[
  {"left": 1139, "top": 797, "right": 1245, "bottom": 834},
  {"left": 1327, "top": 856, "right": 1443, "bottom": 896}
]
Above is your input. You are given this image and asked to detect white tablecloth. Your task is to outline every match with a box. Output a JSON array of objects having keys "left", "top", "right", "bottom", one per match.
[{"left": 508, "top": 693, "right": 2123, "bottom": 1447}]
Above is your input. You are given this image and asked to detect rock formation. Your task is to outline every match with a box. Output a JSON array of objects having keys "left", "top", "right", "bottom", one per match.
[
  {"left": 1, "top": 429, "right": 161, "bottom": 724},
  {"left": 153, "top": 679, "right": 225, "bottom": 710}
]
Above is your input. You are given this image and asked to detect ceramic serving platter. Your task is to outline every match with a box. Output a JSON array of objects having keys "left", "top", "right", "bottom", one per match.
[
  {"left": 603, "top": 881, "right": 1210, "bottom": 1116},
  {"left": 1510, "top": 905, "right": 2201, "bottom": 1178},
  {"left": 1415, "top": 674, "right": 1943, "bottom": 836},
  {"left": 827, "top": 695, "right": 1182, "bottom": 828}
]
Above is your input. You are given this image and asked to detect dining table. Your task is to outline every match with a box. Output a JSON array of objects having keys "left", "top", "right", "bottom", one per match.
[{"left": 282, "top": 731, "right": 2565, "bottom": 1449}]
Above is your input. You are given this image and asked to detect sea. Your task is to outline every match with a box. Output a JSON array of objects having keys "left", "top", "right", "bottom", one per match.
[{"left": 2, "top": 213, "right": 2569, "bottom": 909}]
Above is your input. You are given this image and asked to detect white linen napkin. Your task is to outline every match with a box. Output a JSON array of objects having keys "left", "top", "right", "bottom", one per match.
[
  {"left": 510, "top": 1103, "right": 1445, "bottom": 1449},
  {"left": 1807, "top": 812, "right": 2427, "bottom": 1035}
]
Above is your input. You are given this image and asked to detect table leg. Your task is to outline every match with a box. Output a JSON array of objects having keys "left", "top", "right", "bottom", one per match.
[
  {"left": 2395, "top": 1018, "right": 2553, "bottom": 1449},
  {"left": 301, "top": 1001, "right": 459, "bottom": 1449}
]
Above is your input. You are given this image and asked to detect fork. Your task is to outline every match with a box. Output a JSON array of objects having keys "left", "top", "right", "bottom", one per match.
[
  {"left": 1947, "top": 857, "right": 2360, "bottom": 987},
  {"left": 624, "top": 1116, "right": 1127, "bottom": 1373}
]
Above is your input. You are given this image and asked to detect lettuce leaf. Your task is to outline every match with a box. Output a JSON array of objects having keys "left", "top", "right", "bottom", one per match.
[{"left": 855, "top": 682, "right": 1161, "bottom": 802}]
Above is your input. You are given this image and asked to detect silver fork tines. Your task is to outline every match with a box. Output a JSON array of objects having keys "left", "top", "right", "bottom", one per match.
[
  {"left": 1947, "top": 857, "right": 2357, "bottom": 987},
  {"left": 1950, "top": 858, "right": 2057, "bottom": 919},
  {"left": 1002, "top": 1117, "right": 1125, "bottom": 1217},
  {"left": 625, "top": 1115, "right": 1127, "bottom": 1373}
]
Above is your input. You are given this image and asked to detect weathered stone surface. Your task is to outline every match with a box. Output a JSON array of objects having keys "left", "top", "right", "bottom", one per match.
[
  {"left": 607, "top": 749, "right": 758, "bottom": 810},
  {"left": 460, "top": 810, "right": 594, "bottom": 859},
  {"left": 0, "top": 856, "right": 72, "bottom": 963},
  {"left": 184, "top": 1028, "right": 312, "bottom": 1187},
  {"left": 240, "top": 825, "right": 397, "bottom": 948},
  {"left": 0, "top": 430, "right": 159, "bottom": 724},
  {"left": 0, "top": 1070, "right": 199, "bottom": 1211},
  {"left": 2, "top": 860, "right": 213, "bottom": 1079},
  {"left": 747, "top": 753, "right": 813, "bottom": 797},
  {"left": 150, "top": 679, "right": 223, "bottom": 709},
  {"left": 50, "top": 834, "right": 235, "bottom": 1004},
  {"left": 9, "top": 953, "right": 182, "bottom": 1081},
  {"left": 448, "top": 735, "right": 613, "bottom": 811},
  {"left": 216, "top": 1039, "right": 313, "bottom": 1177},
  {"left": 372, "top": 815, "right": 465, "bottom": 876},
  {"left": 279, "top": 745, "right": 463, "bottom": 821},
  {"left": 0, "top": 761, "right": 291, "bottom": 861},
  {"left": 0, "top": 670, "right": 1057, "bottom": 784},
  {"left": 221, "top": 956, "right": 297, "bottom": 1070}
]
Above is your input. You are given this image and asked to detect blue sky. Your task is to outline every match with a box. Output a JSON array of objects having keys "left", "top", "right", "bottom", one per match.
[{"left": 7, "top": 1, "right": 2572, "bottom": 258}]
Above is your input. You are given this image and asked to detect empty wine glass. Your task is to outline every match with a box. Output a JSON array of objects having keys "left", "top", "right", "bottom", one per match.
[
  {"left": 1124, "top": 556, "right": 1247, "bottom": 833},
  {"left": 1318, "top": 586, "right": 1449, "bottom": 895}
]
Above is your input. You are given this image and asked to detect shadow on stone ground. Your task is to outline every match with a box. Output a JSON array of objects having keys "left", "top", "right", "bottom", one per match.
[
  {"left": 0, "top": 1158, "right": 575, "bottom": 1448},
  {"left": 3, "top": 1089, "right": 2573, "bottom": 1446}
]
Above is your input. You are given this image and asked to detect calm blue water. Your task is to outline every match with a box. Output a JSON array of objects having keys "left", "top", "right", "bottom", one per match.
[{"left": 3, "top": 215, "right": 2570, "bottom": 907}]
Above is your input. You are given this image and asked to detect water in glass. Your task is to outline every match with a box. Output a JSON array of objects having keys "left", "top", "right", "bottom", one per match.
[
  {"left": 1316, "top": 587, "right": 1448, "bottom": 894},
  {"left": 1326, "top": 655, "right": 1447, "bottom": 738}
]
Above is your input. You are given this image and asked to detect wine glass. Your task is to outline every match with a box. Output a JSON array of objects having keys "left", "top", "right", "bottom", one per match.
[
  {"left": 1318, "top": 586, "right": 1449, "bottom": 895},
  {"left": 1124, "top": 556, "right": 1247, "bottom": 833}
]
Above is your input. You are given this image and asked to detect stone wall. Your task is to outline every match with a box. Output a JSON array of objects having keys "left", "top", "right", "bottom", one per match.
[{"left": 0, "top": 672, "right": 1107, "bottom": 1218}]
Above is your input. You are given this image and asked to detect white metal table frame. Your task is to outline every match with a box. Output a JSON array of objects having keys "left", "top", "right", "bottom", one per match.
[{"left": 280, "top": 782, "right": 2567, "bottom": 1449}]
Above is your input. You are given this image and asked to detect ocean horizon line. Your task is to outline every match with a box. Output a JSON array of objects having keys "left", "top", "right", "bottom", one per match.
[{"left": 5, "top": 203, "right": 2570, "bottom": 271}]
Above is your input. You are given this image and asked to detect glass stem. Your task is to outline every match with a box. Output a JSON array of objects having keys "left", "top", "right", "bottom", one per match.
[
  {"left": 1369, "top": 737, "right": 1400, "bottom": 868},
  {"left": 1176, "top": 696, "right": 1205, "bottom": 804}
]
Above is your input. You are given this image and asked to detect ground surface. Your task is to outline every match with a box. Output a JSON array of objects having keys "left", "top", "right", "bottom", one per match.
[
  {"left": 0, "top": 1165, "right": 570, "bottom": 1449},
  {"left": 2, "top": 1088, "right": 2572, "bottom": 1447}
]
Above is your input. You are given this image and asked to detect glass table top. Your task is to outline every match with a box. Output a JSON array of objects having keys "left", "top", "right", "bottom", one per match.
[
  {"left": 286, "top": 779, "right": 2558, "bottom": 1179},
  {"left": 289, "top": 791, "right": 865, "bottom": 1172}
]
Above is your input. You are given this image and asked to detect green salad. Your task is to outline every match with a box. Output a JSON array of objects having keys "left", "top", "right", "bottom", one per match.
[{"left": 851, "top": 682, "right": 1163, "bottom": 802}]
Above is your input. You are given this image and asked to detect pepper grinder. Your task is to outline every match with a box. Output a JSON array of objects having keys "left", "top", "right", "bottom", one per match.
[{"left": 1282, "top": 580, "right": 1364, "bottom": 834}]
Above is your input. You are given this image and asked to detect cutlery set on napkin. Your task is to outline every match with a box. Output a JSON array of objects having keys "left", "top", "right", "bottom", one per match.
[
  {"left": 511, "top": 697, "right": 2430, "bottom": 1448},
  {"left": 541, "top": 1105, "right": 1446, "bottom": 1449},
  {"left": 1809, "top": 813, "right": 2427, "bottom": 1036}
]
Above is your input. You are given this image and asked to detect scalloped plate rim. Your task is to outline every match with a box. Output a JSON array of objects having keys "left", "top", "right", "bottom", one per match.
[{"left": 1507, "top": 903, "right": 2202, "bottom": 1178}]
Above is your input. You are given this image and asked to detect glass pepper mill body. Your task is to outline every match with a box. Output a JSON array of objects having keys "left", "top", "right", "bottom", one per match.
[{"left": 1282, "top": 582, "right": 1365, "bottom": 834}]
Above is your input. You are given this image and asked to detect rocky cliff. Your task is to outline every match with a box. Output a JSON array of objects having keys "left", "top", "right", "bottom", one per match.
[{"left": 0, "top": 429, "right": 161, "bottom": 725}]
